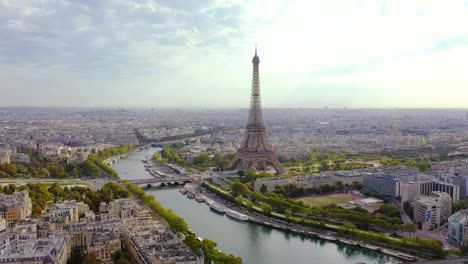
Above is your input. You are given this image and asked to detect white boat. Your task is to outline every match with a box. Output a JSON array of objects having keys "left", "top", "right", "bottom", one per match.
[
  {"left": 317, "top": 234, "right": 337, "bottom": 241},
  {"left": 225, "top": 210, "right": 249, "bottom": 221},
  {"left": 195, "top": 195, "right": 205, "bottom": 203},
  {"left": 339, "top": 239, "right": 359, "bottom": 246},
  {"left": 361, "top": 243, "right": 380, "bottom": 251},
  {"left": 209, "top": 202, "right": 226, "bottom": 214}
]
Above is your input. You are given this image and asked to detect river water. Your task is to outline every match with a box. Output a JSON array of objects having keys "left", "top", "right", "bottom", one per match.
[{"left": 113, "top": 147, "right": 401, "bottom": 264}]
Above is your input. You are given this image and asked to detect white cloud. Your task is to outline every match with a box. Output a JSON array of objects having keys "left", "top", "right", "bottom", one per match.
[{"left": 0, "top": 0, "right": 467, "bottom": 107}]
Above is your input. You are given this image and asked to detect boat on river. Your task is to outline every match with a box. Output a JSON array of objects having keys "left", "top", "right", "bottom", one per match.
[
  {"left": 360, "top": 243, "right": 380, "bottom": 251},
  {"left": 380, "top": 249, "right": 416, "bottom": 262},
  {"left": 187, "top": 193, "right": 195, "bottom": 199},
  {"left": 209, "top": 202, "right": 226, "bottom": 214},
  {"left": 179, "top": 188, "right": 188, "bottom": 195},
  {"left": 225, "top": 210, "right": 249, "bottom": 221},
  {"left": 195, "top": 195, "right": 205, "bottom": 203},
  {"left": 338, "top": 238, "right": 359, "bottom": 246},
  {"left": 317, "top": 234, "right": 337, "bottom": 241}
]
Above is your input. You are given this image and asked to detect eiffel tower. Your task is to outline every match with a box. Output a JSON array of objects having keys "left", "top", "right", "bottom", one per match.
[{"left": 230, "top": 46, "right": 285, "bottom": 174}]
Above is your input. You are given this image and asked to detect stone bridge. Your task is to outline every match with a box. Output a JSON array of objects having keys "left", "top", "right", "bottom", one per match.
[{"left": 128, "top": 177, "right": 192, "bottom": 187}]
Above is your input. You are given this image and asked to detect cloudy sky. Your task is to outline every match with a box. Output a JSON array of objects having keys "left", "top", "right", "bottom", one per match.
[{"left": 1, "top": 0, "right": 468, "bottom": 108}]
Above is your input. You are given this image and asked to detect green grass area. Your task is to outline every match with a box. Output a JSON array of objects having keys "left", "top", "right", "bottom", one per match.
[{"left": 298, "top": 194, "right": 353, "bottom": 207}]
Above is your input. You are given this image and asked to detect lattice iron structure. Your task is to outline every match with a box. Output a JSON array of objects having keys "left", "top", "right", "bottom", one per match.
[{"left": 230, "top": 47, "right": 285, "bottom": 174}]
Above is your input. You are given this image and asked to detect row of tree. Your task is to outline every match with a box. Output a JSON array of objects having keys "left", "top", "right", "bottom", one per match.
[
  {"left": 96, "top": 145, "right": 134, "bottom": 161},
  {"left": 279, "top": 150, "right": 432, "bottom": 174},
  {"left": 124, "top": 181, "right": 189, "bottom": 233},
  {"left": 0, "top": 146, "right": 134, "bottom": 179},
  {"left": 160, "top": 147, "right": 187, "bottom": 166},
  {"left": 0, "top": 182, "right": 131, "bottom": 218},
  {"left": 191, "top": 153, "right": 235, "bottom": 171},
  {"left": 338, "top": 221, "right": 444, "bottom": 257},
  {"left": 184, "top": 234, "right": 242, "bottom": 264},
  {"left": 270, "top": 181, "right": 347, "bottom": 198},
  {"left": 124, "top": 181, "right": 242, "bottom": 263}
]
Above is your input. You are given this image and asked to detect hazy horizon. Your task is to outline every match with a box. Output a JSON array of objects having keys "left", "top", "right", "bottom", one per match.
[{"left": 1, "top": 0, "right": 468, "bottom": 108}]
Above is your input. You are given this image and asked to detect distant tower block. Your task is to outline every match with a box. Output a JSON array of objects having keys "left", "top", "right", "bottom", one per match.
[
  {"left": 230, "top": 46, "right": 285, "bottom": 174},
  {"left": 391, "top": 118, "right": 401, "bottom": 139}
]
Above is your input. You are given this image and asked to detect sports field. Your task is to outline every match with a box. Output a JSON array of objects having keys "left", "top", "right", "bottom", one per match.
[{"left": 297, "top": 193, "right": 357, "bottom": 207}]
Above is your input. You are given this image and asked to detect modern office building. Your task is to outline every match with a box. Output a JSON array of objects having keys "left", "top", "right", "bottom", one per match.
[
  {"left": 365, "top": 171, "right": 460, "bottom": 203},
  {"left": 333, "top": 170, "right": 365, "bottom": 185},
  {"left": 448, "top": 209, "right": 468, "bottom": 245},
  {"left": 363, "top": 173, "right": 402, "bottom": 197},
  {"left": 413, "top": 191, "right": 452, "bottom": 231},
  {"left": 409, "top": 179, "right": 460, "bottom": 204},
  {"left": 437, "top": 172, "right": 468, "bottom": 198}
]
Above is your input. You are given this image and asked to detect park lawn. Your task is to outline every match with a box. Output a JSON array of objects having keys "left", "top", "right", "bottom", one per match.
[{"left": 297, "top": 194, "right": 354, "bottom": 207}]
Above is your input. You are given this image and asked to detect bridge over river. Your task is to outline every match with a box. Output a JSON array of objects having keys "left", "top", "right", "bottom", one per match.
[{"left": 128, "top": 177, "right": 192, "bottom": 187}]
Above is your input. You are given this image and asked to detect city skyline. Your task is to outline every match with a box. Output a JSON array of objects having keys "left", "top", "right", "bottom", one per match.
[{"left": 1, "top": 0, "right": 468, "bottom": 108}]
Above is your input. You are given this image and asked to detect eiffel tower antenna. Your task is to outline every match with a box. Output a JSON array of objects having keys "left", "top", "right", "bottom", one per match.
[{"left": 230, "top": 46, "right": 284, "bottom": 174}]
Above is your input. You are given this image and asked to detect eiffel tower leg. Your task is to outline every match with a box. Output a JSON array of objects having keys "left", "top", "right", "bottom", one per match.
[{"left": 269, "top": 159, "right": 285, "bottom": 174}]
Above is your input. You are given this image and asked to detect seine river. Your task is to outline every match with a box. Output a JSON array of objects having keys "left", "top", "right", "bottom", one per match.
[{"left": 113, "top": 147, "right": 401, "bottom": 264}]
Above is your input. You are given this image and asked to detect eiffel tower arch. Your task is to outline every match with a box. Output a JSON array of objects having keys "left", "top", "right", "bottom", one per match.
[{"left": 230, "top": 46, "right": 285, "bottom": 174}]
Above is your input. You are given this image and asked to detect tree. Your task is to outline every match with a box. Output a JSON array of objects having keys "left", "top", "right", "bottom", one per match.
[
  {"left": 245, "top": 200, "right": 254, "bottom": 211},
  {"left": 380, "top": 204, "right": 400, "bottom": 218},
  {"left": 261, "top": 203, "right": 272, "bottom": 215},
  {"left": 338, "top": 221, "right": 357, "bottom": 236},
  {"left": 399, "top": 222, "right": 417, "bottom": 235},
  {"left": 236, "top": 195, "right": 244, "bottom": 206},
  {"left": 343, "top": 221, "right": 357, "bottom": 230},
  {"left": 260, "top": 184, "right": 268, "bottom": 194},
  {"left": 460, "top": 243, "right": 468, "bottom": 256},
  {"left": 284, "top": 209, "right": 292, "bottom": 218},
  {"left": 84, "top": 252, "right": 101, "bottom": 264},
  {"left": 403, "top": 200, "right": 414, "bottom": 218},
  {"left": 67, "top": 252, "right": 84, "bottom": 264},
  {"left": 320, "top": 161, "right": 330, "bottom": 171},
  {"left": 230, "top": 182, "right": 251, "bottom": 197},
  {"left": 39, "top": 168, "right": 49, "bottom": 177},
  {"left": 0, "top": 163, "right": 17, "bottom": 176}
]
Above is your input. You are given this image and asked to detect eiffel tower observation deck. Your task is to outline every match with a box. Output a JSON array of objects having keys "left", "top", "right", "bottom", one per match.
[{"left": 230, "top": 46, "right": 285, "bottom": 174}]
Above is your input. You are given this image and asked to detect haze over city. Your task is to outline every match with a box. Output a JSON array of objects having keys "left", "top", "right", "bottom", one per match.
[{"left": 1, "top": 0, "right": 468, "bottom": 108}]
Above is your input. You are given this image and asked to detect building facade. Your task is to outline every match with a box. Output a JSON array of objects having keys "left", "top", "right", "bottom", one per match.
[
  {"left": 448, "top": 209, "right": 468, "bottom": 245},
  {"left": 363, "top": 173, "right": 401, "bottom": 197},
  {"left": 413, "top": 191, "right": 452, "bottom": 231},
  {"left": 0, "top": 191, "right": 32, "bottom": 226},
  {"left": 0, "top": 150, "right": 11, "bottom": 165}
]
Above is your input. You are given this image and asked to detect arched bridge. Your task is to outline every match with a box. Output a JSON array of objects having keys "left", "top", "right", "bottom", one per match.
[{"left": 128, "top": 177, "right": 192, "bottom": 187}]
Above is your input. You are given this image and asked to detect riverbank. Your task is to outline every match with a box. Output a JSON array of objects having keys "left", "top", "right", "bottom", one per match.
[
  {"left": 122, "top": 181, "right": 243, "bottom": 263},
  {"left": 187, "top": 183, "right": 427, "bottom": 262}
]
